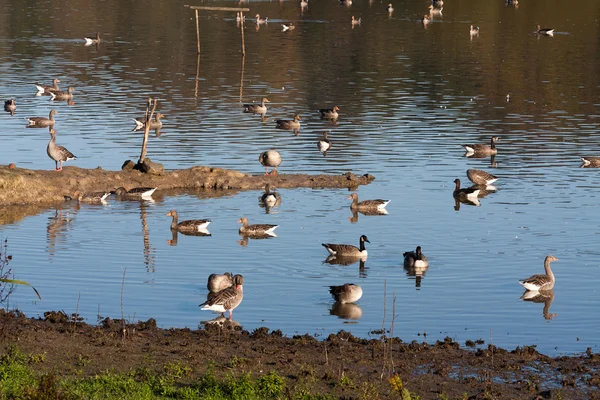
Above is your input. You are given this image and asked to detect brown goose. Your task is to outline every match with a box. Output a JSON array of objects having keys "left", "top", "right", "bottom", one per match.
[
  {"left": 580, "top": 157, "right": 600, "bottom": 167},
  {"left": 535, "top": 25, "right": 554, "bottom": 36},
  {"left": 322, "top": 235, "right": 369, "bottom": 257},
  {"left": 351, "top": 16, "right": 361, "bottom": 27},
  {"left": 403, "top": 246, "right": 429, "bottom": 268},
  {"left": 84, "top": 32, "right": 101, "bottom": 45},
  {"left": 132, "top": 113, "right": 165, "bottom": 129},
  {"left": 200, "top": 274, "right": 244, "bottom": 320},
  {"left": 27, "top": 109, "right": 58, "bottom": 127},
  {"left": 453, "top": 179, "right": 480, "bottom": 203},
  {"left": 238, "top": 216, "right": 278, "bottom": 236},
  {"left": 520, "top": 255, "right": 558, "bottom": 291},
  {"left": 275, "top": 114, "right": 301, "bottom": 130},
  {"left": 428, "top": 4, "right": 442, "bottom": 16},
  {"left": 319, "top": 106, "right": 339, "bottom": 119},
  {"left": 466, "top": 169, "right": 498, "bottom": 185},
  {"left": 329, "top": 283, "right": 363, "bottom": 304},
  {"left": 318, "top": 132, "right": 331, "bottom": 155},
  {"left": 73, "top": 191, "right": 110, "bottom": 202},
  {"left": 255, "top": 14, "right": 268, "bottom": 24},
  {"left": 422, "top": 14, "right": 431, "bottom": 26},
  {"left": 50, "top": 87, "right": 74, "bottom": 101},
  {"left": 35, "top": 78, "right": 60, "bottom": 94},
  {"left": 259, "top": 149, "right": 282, "bottom": 175},
  {"left": 4, "top": 99, "right": 16, "bottom": 115},
  {"left": 47, "top": 129, "right": 76, "bottom": 171},
  {"left": 348, "top": 193, "right": 390, "bottom": 212},
  {"left": 243, "top": 98, "right": 269, "bottom": 114},
  {"left": 463, "top": 136, "right": 499, "bottom": 156},
  {"left": 113, "top": 187, "right": 157, "bottom": 199},
  {"left": 207, "top": 272, "right": 233, "bottom": 293},
  {"left": 261, "top": 183, "right": 281, "bottom": 206},
  {"left": 166, "top": 210, "right": 211, "bottom": 232}
]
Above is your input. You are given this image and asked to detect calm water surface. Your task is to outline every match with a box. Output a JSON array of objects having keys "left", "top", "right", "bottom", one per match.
[{"left": 1, "top": 0, "right": 600, "bottom": 355}]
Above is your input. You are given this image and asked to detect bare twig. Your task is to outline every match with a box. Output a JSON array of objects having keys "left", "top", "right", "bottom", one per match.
[
  {"left": 72, "top": 292, "right": 81, "bottom": 335},
  {"left": 120, "top": 268, "right": 127, "bottom": 339},
  {"left": 138, "top": 99, "right": 158, "bottom": 165}
]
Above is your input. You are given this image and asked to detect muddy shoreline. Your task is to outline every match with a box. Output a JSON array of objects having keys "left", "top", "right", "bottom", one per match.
[
  {"left": 0, "top": 164, "right": 374, "bottom": 206},
  {"left": 1, "top": 310, "right": 598, "bottom": 399}
]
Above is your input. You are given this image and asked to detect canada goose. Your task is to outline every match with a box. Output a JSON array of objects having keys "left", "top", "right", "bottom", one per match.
[
  {"left": 322, "top": 235, "right": 369, "bottom": 257},
  {"left": 535, "top": 25, "right": 554, "bottom": 36},
  {"left": 403, "top": 246, "right": 429, "bottom": 268},
  {"left": 466, "top": 169, "right": 498, "bottom": 185},
  {"left": 329, "top": 283, "right": 363, "bottom": 303},
  {"left": 519, "top": 255, "right": 558, "bottom": 291},
  {"left": 462, "top": 136, "right": 499, "bottom": 156},
  {"left": 453, "top": 179, "right": 480, "bottom": 202}
]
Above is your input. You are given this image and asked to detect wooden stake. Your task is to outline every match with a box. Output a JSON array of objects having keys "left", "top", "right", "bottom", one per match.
[
  {"left": 195, "top": 9, "right": 200, "bottom": 54},
  {"left": 139, "top": 99, "right": 158, "bottom": 165},
  {"left": 240, "top": 11, "right": 246, "bottom": 56}
]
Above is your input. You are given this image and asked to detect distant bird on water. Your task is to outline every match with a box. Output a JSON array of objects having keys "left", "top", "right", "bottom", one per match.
[
  {"left": 535, "top": 25, "right": 554, "bottom": 36},
  {"left": 322, "top": 235, "right": 370, "bottom": 258},
  {"left": 462, "top": 136, "right": 499, "bottom": 156},
  {"left": 519, "top": 255, "right": 558, "bottom": 291},
  {"left": 351, "top": 16, "right": 361, "bottom": 27},
  {"left": 84, "top": 32, "right": 101, "bottom": 46},
  {"left": 466, "top": 169, "right": 498, "bottom": 186}
]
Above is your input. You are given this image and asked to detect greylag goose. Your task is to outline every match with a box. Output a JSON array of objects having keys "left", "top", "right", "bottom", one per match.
[
  {"left": 4, "top": 99, "right": 16, "bottom": 115},
  {"left": 34, "top": 78, "right": 60, "bottom": 95},
  {"left": 255, "top": 14, "right": 268, "bottom": 24},
  {"left": 348, "top": 193, "right": 390, "bottom": 212},
  {"left": 318, "top": 132, "right": 331, "bottom": 155},
  {"left": 535, "top": 25, "right": 554, "bottom": 36},
  {"left": 519, "top": 255, "right": 558, "bottom": 291},
  {"left": 166, "top": 209, "right": 211, "bottom": 232},
  {"left": 84, "top": 32, "right": 101, "bottom": 46},
  {"left": 462, "top": 136, "right": 499, "bottom": 156},
  {"left": 319, "top": 106, "right": 339, "bottom": 120},
  {"left": 259, "top": 149, "right": 282, "bottom": 175},
  {"left": 351, "top": 16, "right": 361, "bottom": 27},
  {"left": 50, "top": 87, "right": 74, "bottom": 101},
  {"left": 132, "top": 113, "right": 165, "bottom": 129},
  {"left": 47, "top": 129, "right": 76, "bottom": 171},
  {"left": 113, "top": 187, "right": 157, "bottom": 199},
  {"left": 275, "top": 114, "right": 301, "bottom": 130},
  {"left": 581, "top": 157, "right": 600, "bottom": 167},
  {"left": 73, "top": 191, "right": 110, "bottom": 202},
  {"left": 238, "top": 216, "right": 278, "bottom": 236},
  {"left": 466, "top": 169, "right": 498, "bottom": 185},
  {"left": 207, "top": 272, "right": 233, "bottom": 293},
  {"left": 322, "top": 235, "right": 369, "bottom": 257},
  {"left": 200, "top": 274, "right": 244, "bottom": 320},
  {"left": 453, "top": 179, "right": 480, "bottom": 203},
  {"left": 27, "top": 109, "right": 58, "bottom": 127},
  {"left": 261, "top": 183, "right": 281, "bottom": 206},
  {"left": 329, "top": 283, "right": 363, "bottom": 303},
  {"left": 403, "top": 246, "right": 429, "bottom": 268},
  {"left": 470, "top": 25, "right": 480, "bottom": 36},
  {"left": 243, "top": 98, "right": 269, "bottom": 114},
  {"left": 282, "top": 23, "right": 295, "bottom": 31}
]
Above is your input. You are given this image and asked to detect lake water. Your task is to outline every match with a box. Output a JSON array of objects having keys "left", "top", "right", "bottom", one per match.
[{"left": 1, "top": 0, "right": 600, "bottom": 356}]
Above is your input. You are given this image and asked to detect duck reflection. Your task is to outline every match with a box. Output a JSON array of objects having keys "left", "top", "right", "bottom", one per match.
[
  {"left": 520, "top": 290, "right": 556, "bottom": 320},
  {"left": 330, "top": 302, "right": 362, "bottom": 320},
  {"left": 323, "top": 256, "right": 368, "bottom": 278},
  {"left": 237, "top": 233, "right": 276, "bottom": 247},
  {"left": 348, "top": 208, "right": 388, "bottom": 223}
]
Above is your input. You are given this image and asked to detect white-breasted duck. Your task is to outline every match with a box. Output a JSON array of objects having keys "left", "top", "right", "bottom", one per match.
[
  {"left": 463, "top": 136, "right": 499, "bottom": 156},
  {"left": 322, "top": 235, "right": 370, "bottom": 258},
  {"left": 348, "top": 193, "right": 390, "bottom": 212},
  {"left": 329, "top": 283, "right": 363, "bottom": 304},
  {"left": 207, "top": 272, "right": 234, "bottom": 293},
  {"left": 27, "top": 109, "right": 58, "bottom": 127},
  {"left": 519, "top": 255, "right": 558, "bottom": 291},
  {"left": 259, "top": 149, "right": 282, "bottom": 175},
  {"left": 200, "top": 274, "right": 244, "bottom": 320},
  {"left": 113, "top": 187, "right": 157, "bottom": 199},
  {"left": 47, "top": 129, "right": 76, "bottom": 171},
  {"left": 535, "top": 25, "right": 554, "bottom": 36},
  {"left": 166, "top": 210, "right": 211, "bottom": 232},
  {"left": 318, "top": 132, "right": 331, "bottom": 155},
  {"left": 466, "top": 169, "right": 498, "bottom": 185},
  {"left": 403, "top": 246, "right": 429, "bottom": 268},
  {"left": 319, "top": 105, "right": 340, "bottom": 120},
  {"left": 243, "top": 98, "right": 269, "bottom": 114},
  {"left": 50, "top": 87, "right": 75, "bottom": 101},
  {"left": 35, "top": 78, "right": 60, "bottom": 95},
  {"left": 84, "top": 32, "right": 101, "bottom": 46},
  {"left": 275, "top": 114, "right": 301, "bottom": 130},
  {"left": 238, "top": 216, "right": 279, "bottom": 236}
]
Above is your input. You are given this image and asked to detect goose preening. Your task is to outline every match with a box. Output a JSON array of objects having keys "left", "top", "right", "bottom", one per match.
[
  {"left": 519, "top": 255, "right": 558, "bottom": 292},
  {"left": 259, "top": 149, "right": 282, "bottom": 175},
  {"left": 275, "top": 114, "right": 301, "bottom": 130},
  {"left": 322, "top": 235, "right": 369, "bottom": 258},
  {"left": 84, "top": 32, "right": 101, "bottom": 46},
  {"left": 73, "top": 191, "right": 110, "bottom": 203},
  {"left": 261, "top": 183, "right": 281, "bottom": 207},
  {"left": 282, "top": 23, "right": 295, "bottom": 32},
  {"left": 50, "top": 87, "right": 75, "bottom": 101},
  {"left": 243, "top": 98, "right": 269, "bottom": 114},
  {"left": 238, "top": 216, "right": 278, "bottom": 237},
  {"left": 255, "top": 14, "right": 268, "bottom": 24},
  {"left": 35, "top": 78, "right": 60, "bottom": 95},
  {"left": 329, "top": 283, "right": 363, "bottom": 304},
  {"left": 535, "top": 25, "right": 554, "bottom": 36},
  {"left": 466, "top": 169, "right": 498, "bottom": 186},
  {"left": 348, "top": 193, "right": 390, "bottom": 212},
  {"left": 207, "top": 272, "right": 233, "bottom": 293},
  {"left": 351, "top": 16, "right": 361, "bottom": 27},
  {"left": 319, "top": 105, "right": 340, "bottom": 120},
  {"left": 580, "top": 157, "right": 600, "bottom": 168},
  {"left": 403, "top": 246, "right": 429, "bottom": 268},
  {"left": 453, "top": 179, "right": 481, "bottom": 206},
  {"left": 4, "top": 99, "right": 16, "bottom": 115},
  {"left": 318, "top": 132, "right": 331, "bottom": 155},
  {"left": 166, "top": 210, "right": 211, "bottom": 233},
  {"left": 200, "top": 274, "right": 244, "bottom": 320},
  {"left": 132, "top": 113, "right": 165, "bottom": 130},
  {"left": 47, "top": 129, "right": 76, "bottom": 171},
  {"left": 463, "top": 136, "right": 499, "bottom": 156},
  {"left": 470, "top": 25, "right": 480, "bottom": 36},
  {"left": 27, "top": 109, "right": 58, "bottom": 127},
  {"left": 113, "top": 187, "right": 157, "bottom": 199}
]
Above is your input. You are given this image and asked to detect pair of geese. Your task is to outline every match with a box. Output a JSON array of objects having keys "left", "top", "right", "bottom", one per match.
[
  {"left": 167, "top": 210, "right": 278, "bottom": 237},
  {"left": 34, "top": 79, "right": 75, "bottom": 101}
]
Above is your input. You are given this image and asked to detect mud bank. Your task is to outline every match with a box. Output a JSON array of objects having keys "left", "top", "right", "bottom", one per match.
[{"left": 0, "top": 163, "right": 374, "bottom": 206}]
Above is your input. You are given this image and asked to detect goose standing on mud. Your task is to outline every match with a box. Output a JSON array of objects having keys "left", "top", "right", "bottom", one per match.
[
  {"left": 166, "top": 210, "right": 211, "bottom": 232},
  {"left": 520, "top": 255, "right": 558, "bottom": 291},
  {"left": 259, "top": 149, "right": 282, "bottom": 175},
  {"left": 200, "top": 274, "right": 244, "bottom": 320},
  {"left": 322, "top": 235, "right": 370, "bottom": 258},
  {"left": 47, "top": 129, "right": 76, "bottom": 171}
]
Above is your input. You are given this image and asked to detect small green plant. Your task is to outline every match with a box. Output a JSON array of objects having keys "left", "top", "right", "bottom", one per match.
[
  {"left": 27, "top": 352, "right": 47, "bottom": 364},
  {"left": 164, "top": 361, "right": 192, "bottom": 379}
]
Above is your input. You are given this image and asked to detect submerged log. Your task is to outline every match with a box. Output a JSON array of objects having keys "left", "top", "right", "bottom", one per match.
[{"left": 0, "top": 164, "right": 374, "bottom": 205}]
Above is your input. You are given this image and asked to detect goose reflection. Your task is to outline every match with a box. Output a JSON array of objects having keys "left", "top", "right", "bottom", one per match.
[
  {"left": 323, "top": 256, "right": 368, "bottom": 278},
  {"left": 330, "top": 302, "right": 362, "bottom": 320},
  {"left": 200, "top": 315, "right": 242, "bottom": 329},
  {"left": 258, "top": 183, "right": 281, "bottom": 214},
  {"left": 167, "top": 228, "right": 211, "bottom": 246},
  {"left": 520, "top": 290, "right": 556, "bottom": 320},
  {"left": 237, "top": 233, "right": 276, "bottom": 247},
  {"left": 453, "top": 179, "right": 481, "bottom": 209},
  {"left": 348, "top": 208, "right": 388, "bottom": 223},
  {"left": 404, "top": 262, "right": 428, "bottom": 289},
  {"left": 46, "top": 206, "right": 76, "bottom": 259}
]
